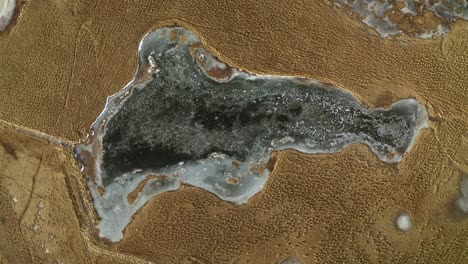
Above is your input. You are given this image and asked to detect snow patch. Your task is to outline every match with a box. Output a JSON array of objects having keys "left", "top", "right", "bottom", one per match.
[{"left": 396, "top": 212, "right": 412, "bottom": 232}]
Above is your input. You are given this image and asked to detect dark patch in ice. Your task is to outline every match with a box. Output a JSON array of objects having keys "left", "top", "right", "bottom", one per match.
[{"left": 101, "top": 35, "right": 422, "bottom": 186}]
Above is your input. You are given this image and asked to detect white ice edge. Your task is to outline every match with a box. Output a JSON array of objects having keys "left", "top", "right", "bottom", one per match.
[{"left": 0, "top": 0, "right": 15, "bottom": 31}]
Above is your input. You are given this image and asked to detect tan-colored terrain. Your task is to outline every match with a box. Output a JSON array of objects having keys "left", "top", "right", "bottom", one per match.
[
  {"left": 0, "top": 127, "right": 141, "bottom": 263},
  {"left": 0, "top": 0, "right": 467, "bottom": 263}
]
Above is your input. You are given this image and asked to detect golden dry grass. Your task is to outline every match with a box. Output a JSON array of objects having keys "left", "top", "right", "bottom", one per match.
[{"left": 0, "top": 0, "right": 467, "bottom": 263}]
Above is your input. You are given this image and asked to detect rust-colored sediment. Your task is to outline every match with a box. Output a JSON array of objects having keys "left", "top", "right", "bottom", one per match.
[
  {"left": 0, "top": 0, "right": 467, "bottom": 263},
  {"left": 190, "top": 41, "right": 234, "bottom": 81},
  {"left": 127, "top": 175, "right": 166, "bottom": 205}
]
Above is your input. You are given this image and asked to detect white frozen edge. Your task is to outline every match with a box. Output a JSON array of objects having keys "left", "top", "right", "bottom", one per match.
[
  {"left": 0, "top": 0, "right": 15, "bottom": 31},
  {"left": 417, "top": 24, "right": 450, "bottom": 39},
  {"left": 76, "top": 27, "right": 430, "bottom": 242},
  {"left": 335, "top": 0, "right": 401, "bottom": 37}
]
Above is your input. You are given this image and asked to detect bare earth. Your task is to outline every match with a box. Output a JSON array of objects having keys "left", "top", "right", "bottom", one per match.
[{"left": 0, "top": 0, "right": 467, "bottom": 263}]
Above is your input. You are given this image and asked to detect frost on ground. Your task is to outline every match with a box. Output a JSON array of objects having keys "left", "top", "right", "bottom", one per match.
[{"left": 75, "top": 27, "right": 429, "bottom": 242}]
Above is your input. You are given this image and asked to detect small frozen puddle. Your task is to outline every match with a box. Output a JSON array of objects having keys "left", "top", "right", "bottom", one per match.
[
  {"left": 75, "top": 26, "right": 428, "bottom": 242},
  {"left": 396, "top": 212, "right": 412, "bottom": 232}
]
